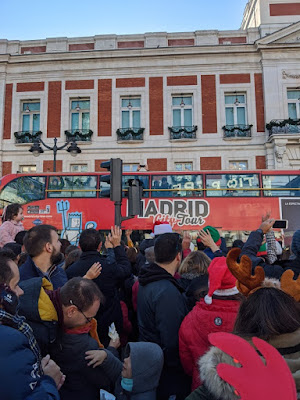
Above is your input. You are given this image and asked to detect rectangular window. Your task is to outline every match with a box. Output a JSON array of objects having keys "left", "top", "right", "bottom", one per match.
[
  {"left": 0, "top": 176, "right": 46, "bottom": 206},
  {"left": 287, "top": 90, "right": 300, "bottom": 120},
  {"left": 172, "top": 96, "right": 193, "bottom": 128},
  {"left": 19, "top": 165, "right": 37, "bottom": 173},
  {"left": 122, "top": 175, "right": 149, "bottom": 198},
  {"left": 175, "top": 162, "right": 193, "bottom": 172},
  {"left": 225, "top": 93, "right": 247, "bottom": 126},
  {"left": 229, "top": 161, "right": 248, "bottom": 171},
  {"left": 48, "top": 175, "right": 97, "bottom": 198},
  {"left": 21, "top": 101, "right": 40, "bottom": 133},
  {"left": 206, "top": 173, "right": 259, "bottom": 197},
  {"left": 70, "top": 164, "right": 88, "bottom": 173},
  {"left": 263, "top": 175, "right": 300, "bottom": 197},
  {"left": 152, "top": 174, "right": 203, "bottom": 198},
  {"left": 121, "top": 98, "right": 141, "bottom": 129},
  {"left": 71, "top": 99, "right": 90, "bottom": 132},
  {"left": 123, "top": 164, "right": 139, "bottom": 172}
]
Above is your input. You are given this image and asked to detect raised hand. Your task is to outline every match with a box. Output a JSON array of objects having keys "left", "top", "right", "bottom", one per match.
[
  {"left": 108, "top": 225, "right": 122, "bottom": 248},
  {"left": 84, "top": 262, "right": 102, "bottom": 280}
]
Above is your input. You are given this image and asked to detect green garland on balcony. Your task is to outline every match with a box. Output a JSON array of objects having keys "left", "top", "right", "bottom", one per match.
[
  {"left": 169, "top": 126, "right": 198, "bottom": 134},
  {"left": 65, "top": 129, "right": 93, "bottom": 140},
  {"left": 222, "top": 125, "right": 252, "bottom": 132},
  {"left": 14, "top": 131, "right": 42, "bottom": 140},
  {"left": 266, "top": 118, "right": 300, "bottom": 131},
  {"left": 117, "top": 128, "right": 144, "bottom": 137}
]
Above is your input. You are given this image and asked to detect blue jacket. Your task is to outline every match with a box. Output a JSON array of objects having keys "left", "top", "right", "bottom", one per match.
[
  {"left": 0, "top": 324, "right": 59, "bottom": 400},
  {"left": 19, "top": 255, "right": 67, "bottom": 289}
]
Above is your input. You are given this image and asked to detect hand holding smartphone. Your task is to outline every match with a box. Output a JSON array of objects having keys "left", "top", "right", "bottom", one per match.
[{"left": 273, "top": 220, "right": 288, "bottom": 229}]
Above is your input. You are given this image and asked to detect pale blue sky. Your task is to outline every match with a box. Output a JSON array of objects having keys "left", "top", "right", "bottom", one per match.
[{"left": 1, "top": 0, "right": 248, "bottom": 41}]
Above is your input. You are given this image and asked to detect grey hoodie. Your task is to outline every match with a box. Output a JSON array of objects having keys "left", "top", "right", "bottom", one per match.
[{"left": 115, "top": 342, "right": 164, "bottom": 400}]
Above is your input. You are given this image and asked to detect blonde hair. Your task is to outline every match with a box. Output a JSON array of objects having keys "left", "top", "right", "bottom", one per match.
[{"left": 179, "top": 251, "right": 210, "bottom": 275}]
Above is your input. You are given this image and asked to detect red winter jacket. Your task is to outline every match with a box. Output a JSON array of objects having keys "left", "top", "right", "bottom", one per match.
[{"left": 179, "top": 297, "right": 240, "bottom": 390}]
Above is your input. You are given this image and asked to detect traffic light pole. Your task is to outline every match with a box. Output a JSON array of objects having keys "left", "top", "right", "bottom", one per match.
[{"left": 114, "top": 201, "right": 135, "bottom": 227}]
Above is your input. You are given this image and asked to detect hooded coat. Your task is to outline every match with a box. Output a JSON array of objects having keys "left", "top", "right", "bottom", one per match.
[
  {"left": 186, "top": 328, "right": 300, "bottom": 400},
  {"left": 115, "top": 342, "right": 164, "bottom": 400},
  {"left": 179, "top": 297, "right": 240, "bottom": 390},
  {"left": 137, "top": 263, "right": 191, "bottom": 400}
]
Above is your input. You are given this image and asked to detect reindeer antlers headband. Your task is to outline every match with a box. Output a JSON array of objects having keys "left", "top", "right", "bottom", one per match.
[{"left": 226, "top": 248, "right": 300, "bottom": 301}]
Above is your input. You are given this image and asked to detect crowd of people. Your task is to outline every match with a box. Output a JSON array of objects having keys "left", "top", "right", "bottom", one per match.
[{"left": 0, "top": 202, "right": 300, "bottom": 400}]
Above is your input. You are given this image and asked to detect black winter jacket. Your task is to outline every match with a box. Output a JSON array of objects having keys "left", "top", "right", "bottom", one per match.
[
  {"left": 50, "top": 332, "right": 122, "bottom": 400},
  {"left": 137, "top": 263, "right": 191, "bottom": 400},
  {"left": 66, "top": 246, "right": 131, "bottom": 344}
]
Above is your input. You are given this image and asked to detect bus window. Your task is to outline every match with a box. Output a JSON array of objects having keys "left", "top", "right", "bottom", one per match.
[
  {"left": 48, "top": 175, "right": 97, "bottom": 198},
  {"left": 263, "top": 175, "right": 300, "bottom": 197},
  {"left": 206, "top": 174, "right": 260, "bottom": 197},
  {"left": 0, "top": 176, "right": 46, "bottom": 207},
  {"left": 122, "top": 175, "right": 149, "bottom": 198},
  {"left": 152, "top": 175, "right": 203, "bottom": 197}
]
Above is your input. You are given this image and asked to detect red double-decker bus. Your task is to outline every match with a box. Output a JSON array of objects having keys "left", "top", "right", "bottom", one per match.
[{"left": 0, "top": 170, "right": 299, "bottom": 244}]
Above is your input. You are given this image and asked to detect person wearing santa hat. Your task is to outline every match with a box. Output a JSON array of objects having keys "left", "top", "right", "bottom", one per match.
[{"left": 179, "top": 256, "right": 241, "bottom": 391}]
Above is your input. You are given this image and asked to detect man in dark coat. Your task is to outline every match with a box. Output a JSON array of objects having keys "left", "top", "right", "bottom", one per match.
[
  {"left": 137, "top": 233, "right": 191, "bottom": 400},
  {"left": 50, "top": 277, "right": 122, "bottom": 400},
  {"left": 66, "top": 226, "right": 131, "bottom": 344},
  {"left": 0, "top": 253, "right": 63, "bottom": 400}
]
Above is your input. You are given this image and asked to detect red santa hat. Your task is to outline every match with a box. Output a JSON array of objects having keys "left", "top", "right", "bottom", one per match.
[
  {"left": 153, "top": 221, "right": 173, "bottom": 236},
  {"left": 204, "top": 257, "right": 239, "bottom": 305}
]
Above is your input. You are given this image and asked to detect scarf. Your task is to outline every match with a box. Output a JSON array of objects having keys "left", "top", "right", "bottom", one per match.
[
  {"left": 0, "top": 309, "right": 43, "bottom": 375},
  {"left": 64, "top": 317, "right": 104, "bottom": 348}
]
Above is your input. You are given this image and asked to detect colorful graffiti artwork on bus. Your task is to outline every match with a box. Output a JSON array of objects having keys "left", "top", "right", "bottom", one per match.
[{"left": 56, "top": 200, "right": 97, "bottom": 245}]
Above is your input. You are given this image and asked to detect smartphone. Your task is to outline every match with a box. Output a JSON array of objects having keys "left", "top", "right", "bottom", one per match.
[{"left": 273, "top": 220, "right": 288, "bottom": 229}]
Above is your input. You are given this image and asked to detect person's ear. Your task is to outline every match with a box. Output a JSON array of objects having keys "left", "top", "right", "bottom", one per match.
[
  {"left": 97, "top": 242, "right": 102, "bottom": 251},
  {"left": 45, "top": 242, "right": 53, "bottom": 254},
  {"left": 66, "top": 305, "right": 77, "bottom": 318}
]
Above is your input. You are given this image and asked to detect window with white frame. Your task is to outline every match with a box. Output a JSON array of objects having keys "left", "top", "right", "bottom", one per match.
[
  {"left": 21, "top": 101, "right": 40, "bottom": 133},
  {"left": 175, "top": 162, "right": 193, "bottom": 171},
  {"left": 123, "top": 164, "right": 139, "bottom": 172},
  {"left": 172, "top": 96, "right": 193, "bottom": 128},
  {"left": 71, "top": 99, "right": 90, "bottom": 132},
  {"left": 19, "top": 165, "right": 37, "bottom": 173},
  {"left": 287, "top": 89, "right": 300, "bottom": 120},
  {"left": 225, "top": 93, "right": 247, "bottom": 126},
  {"left": 229, "top": 161, "right": 248, "bottom": 171},
  {"left": 121, "top": 98, "right": 141, "bottom": 129},
  {"left": 70, "top": 164, "right": 88, "bottom": 173}
]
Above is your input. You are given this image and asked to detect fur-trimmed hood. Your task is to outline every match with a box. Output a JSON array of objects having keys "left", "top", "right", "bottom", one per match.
[{"left": 198, "top": 345, "right": 240, "bottom": 400}]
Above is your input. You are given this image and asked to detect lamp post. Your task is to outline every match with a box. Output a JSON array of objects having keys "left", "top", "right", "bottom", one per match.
[{"left": 29, "top": 137, "right": 81, "bottom": 172}]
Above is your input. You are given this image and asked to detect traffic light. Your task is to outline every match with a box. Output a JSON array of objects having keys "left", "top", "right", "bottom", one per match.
[
  {"left": 100, "top": 158, "right": 123, "bottom": 202},
  {"left": 128, "top": 179, "right": 143, "bottom": 216}
]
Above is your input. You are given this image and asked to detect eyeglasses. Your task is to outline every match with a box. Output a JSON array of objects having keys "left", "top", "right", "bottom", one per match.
[{"left": 69, "top": 299, "right": 93, "bottom": 323}]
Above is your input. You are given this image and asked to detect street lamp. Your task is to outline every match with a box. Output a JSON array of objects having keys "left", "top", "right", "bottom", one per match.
[{"left": 29, "top": 137, "right": 81, "bottom": 172}]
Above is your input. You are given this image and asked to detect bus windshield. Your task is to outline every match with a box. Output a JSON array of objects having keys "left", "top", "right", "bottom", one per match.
[{"left": 0, "top": 176, "right": 46, "bottom": 208}]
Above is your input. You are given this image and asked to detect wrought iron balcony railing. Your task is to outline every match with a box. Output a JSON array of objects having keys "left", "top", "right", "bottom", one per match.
[
  {"left": 169, "top": 126, "right": 197, "bottom": 140},
  {"left": 222, "top": 124, "right": 252, "bottom": 138},
  {"left": 65, "top": 129, "right": 93, "bottom": 142},
  {"left": 117, "top": 128, "right": 144, "bottom": 141},
  {"left": 266, "top": 119, "right": 300, "bottom": 136},
  {"left": 14, "top": 130, "right": 42, "bottom": 144}
]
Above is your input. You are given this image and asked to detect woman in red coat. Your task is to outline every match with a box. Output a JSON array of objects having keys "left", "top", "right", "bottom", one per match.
[{"left": 179, "top": 256, "right": 241, "bottom": 390}]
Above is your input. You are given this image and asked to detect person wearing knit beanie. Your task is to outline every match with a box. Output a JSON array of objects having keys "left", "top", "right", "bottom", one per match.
[{"left": 202, "top": 226, "right": 221, "bottom": 246}]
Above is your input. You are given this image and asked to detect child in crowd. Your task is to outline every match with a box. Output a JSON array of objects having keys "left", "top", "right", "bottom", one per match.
[{"left": 0, "top": 203, "right": 24, "bottom": 247}]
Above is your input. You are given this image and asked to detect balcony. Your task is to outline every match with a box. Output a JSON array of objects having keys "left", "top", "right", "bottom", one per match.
[
  {"left": 222, "top": 124, "right": 252, "bottom": 139},
  {"left": 14, "top": 130, "right": 42, "bottom": 144},
  {"left": 169, "top": 126, "right": 197, "bottom": 140},
  {"left": 116, "top": 128, "right": 144, "bottom": 142},
  {"left": 266, "top": 119, "right": 300, "bottom": 136},
  {"left": 64, "top": 129, "right": 93, "bottom": 142}
]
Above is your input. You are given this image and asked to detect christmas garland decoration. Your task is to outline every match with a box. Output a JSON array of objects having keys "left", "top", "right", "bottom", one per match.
[
  {"left": 14, "top": 131, "right": 42, "bottom": 143},
  {"left": 117, "top": 128, "right": 144, "bottom": 139},
  {"left": 266, "top": 119, "right": 300, "bottom": 132},
  {"left": 65, "top": 129, "right": 93, "bottom": 141},
  {"left": 222, "top": 125, "right": 252, "bottom": 133},
  {"left": 168, "top": 126, "right": 198, "bottom": 134}
]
